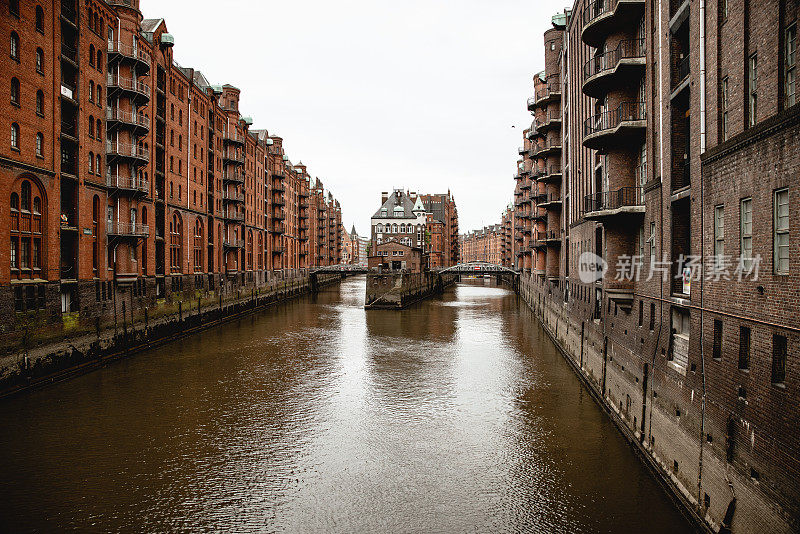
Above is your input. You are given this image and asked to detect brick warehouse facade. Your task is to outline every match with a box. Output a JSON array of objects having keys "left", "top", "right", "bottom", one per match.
[
  {"left": 459, "top": 224, "right": 503, "bottom": 265},
  {"left": 0, "top": 0, "right": 343, "bottom": 348},
  {"left": 511, "top": 2, "right": 800, "bottom": 532}
]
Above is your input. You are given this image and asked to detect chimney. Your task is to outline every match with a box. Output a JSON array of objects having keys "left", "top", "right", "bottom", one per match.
[{"left": 381, "top": 191, "right": 388, "bottom": 204}]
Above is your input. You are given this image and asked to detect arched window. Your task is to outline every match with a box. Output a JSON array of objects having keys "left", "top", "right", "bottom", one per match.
[
  {"left": 9, "top": 0, "right": 19, "bottom": 17},
  {"left": 11, "top": 123, "right": 19, "bottom": 149},
  {"left": 36, "top": 90, "right": 43, "bottom": 115},
  {"left": 141, "top": 206, "right": 147, "bottom": 275},
  {"left": 92, "top": 196, "right": 99, "bottom": 273},
  {"left": 93, "top": 13, "right": 98, "bottom": 34},
  {"left": 97, "top": 85, "right": 102, "bottom": 102},
  {"left": 10, "top": 32, "right": 19, "bottom": 61},
  {"left": 35, "top": 48, "right": 43, "bottom": 73},
  {"left": 96, "top": 154, "right": 101, "bottom": 177},
  {"left": 35, "top": 133, "right": 43, "bottom": 157},
  {"left": 11, "top": 77, "right": 20, "bottom": 105},
  {"left": 86, "top": 8, "right": 93, "bottom": 30},
  {"left": 88, "top": 115, "right": 94, "bottom": 138},
  {"left": 89, "top": 80, "right": 94, "bottom": 102},
  {"left": 247, "top": 230, "right": 253, "bottom": 270},
  {"left": 96, "top": 50, "right": 102, "bottom": 71},
  {"left": 35, "top": 6, "right": 44, "bottom": 33},
  {"left": 11, "top": 178, "right": 44, "bottom": 278},
  {"left": 88, "top": 152, "right": 94, "bottom": 174},
  {"left": 170, "top": 212, "right": 183, "bottom": 273},
  {"left": 96, "top": 118, "right": 102, "bottom": 140},
  {"left": 89, "top": 44, "right": 95, "bottom": 67},
  {"left": 392, "top": 223, "right": 398, "bottom": 233},
  {"left": 193, "top": 219, "right": 203, "bottom": 271},
  {"left": 258, "top": 232, "right": 263, "bottom": 269}
]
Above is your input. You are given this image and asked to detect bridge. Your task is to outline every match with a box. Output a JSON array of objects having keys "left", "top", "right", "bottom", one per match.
[
  {"left": 310, "top": 264, "right": 370, "bottom": 274},
  {"left": 436, "top": 261, "right": 519, "bottom": 276}
]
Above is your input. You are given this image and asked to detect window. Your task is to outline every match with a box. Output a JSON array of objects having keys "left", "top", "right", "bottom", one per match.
[
  {"left": 88, "top": 152, "right": 94, "bottom": 174},
  {"left": 10, "top": 32, "right": 19, "bottom": 61},
  {"left": 97, "top": 85, "right": 102, "bottom": 102},
  {"left": 774, "top": 188, "right": 789, "bottom": 274},
  {"left": 89, "top": 44, "right": 95, "bottom": 67},
  {"left": 10, "top": 179, "right": 44, "bottom": 279},
  {"left": 787, "top": 25, "right": 797, "bottom": 108},
  {"left": 89, "top": 81, "right": 94, "bottom": 102},
  {"left": 9, "top": 0, "right": 19, "bottom": 17},
  {"left": 721, "top": 77, "right": 729, "bottom": 141},
  {"left": 748, "top": 54, "right": 757, "bottom": 128},
  {"left": 712, "top": 319, "right": 722, "bottom": 360},
  {"left": 88, "top": 116, "right": 94, "bottom": 138},
  {"left": 36, "top": 48, "right": 43, "bottom": 74},
  {"left": 738, "top": 326, "right": 750, "bottom": 370},
  {"left": 170, "top": 213, "right": 183, "bottom": 273},
  {"left": 96, "top": 50, "right": 102, "bottom": 72},
  {"left": 11, "top": 77, "right": 20, "bottom": 105},
  {"left": 740, "top": 198, "right": 752, "bottom": 269},
  {"left": 714, "top": 205, "right": 724, "bottom": 258},
  {"left": 772, "top": 334, "right": 787, "bottom": 384},
  {"left": 96, "top": 118, "right": 101, "bottom": 141},
  {"left": 35, "top": 6, "right": 44, "bottom": 33},
  {"left": 36, "top": 90, "right": 44, "bottom": 116},
  {"left": 649, "top": 221, "right": 656, "bottom": 260},
  {"left": 11, "top": 123, "right": 19, "bottom": 149},
  {"left": 96, "top": 154, "right": 101, "bottom": 177},
  {"left": 35, "top": 133, "right": 43, "bottom": 157}
]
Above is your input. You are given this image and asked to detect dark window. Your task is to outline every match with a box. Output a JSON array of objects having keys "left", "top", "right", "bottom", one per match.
[
  {"left": 10, "top": 0, "right": 19, "bottom": 17},
  {"left": 738, "top": 327, "right": 750, "bottom": 370},
  {"left": 36, "top": 90, "right": 43, "bottom": 115},
  {"left": 772, "top": 334, "right": 787, "bottom": 384},
  {"left": 11, "top": 77, "right": 20, "bottom": 105},
  {"left": 649, "top": 303, "right": 655, "bottom": 331},
  {"left": 638, "top": 300, "right": 643, "bottom": 326},
  {"left": 10, "top": 32, "right": 19, "bottom": 61},
  {"left": 35, "top": 6, "right": 44, "bottom": 33},
  {"left": 36, "top": 48, "right": 43, "bottom": 73},
  {"left": 713, "top": 320, "right": 723, "bottom": 360}
]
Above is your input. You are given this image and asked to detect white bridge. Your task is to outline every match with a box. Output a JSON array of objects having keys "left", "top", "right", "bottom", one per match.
[{"left": 436, "top": 261, "right": 519, "bottom": 276}]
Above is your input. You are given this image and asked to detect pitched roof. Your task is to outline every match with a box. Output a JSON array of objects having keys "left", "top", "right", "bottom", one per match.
[{"left": 371, "top": 190, "right": 418, "bottom": 219}]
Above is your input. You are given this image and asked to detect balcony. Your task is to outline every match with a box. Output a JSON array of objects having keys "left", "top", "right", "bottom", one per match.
[
  {"left": 272, "top": 247, "right": 285, "bottom": 255},
  {"left": 222, "top": 210, "right": 244, "bottom": 222},
  {"left": 534, "top": 77, "right": 561, "bottom": 107},
  {"left": 269, "top": 222, "right": 285, "bottom": 235},
  {"left": 518, "top": 146, "right": 527, "bottom": 156},
  {"left": 532, "top": 190, "right": 547, "bottom": 203},
  {"left": 520, "top": 181, "right": 532, "bottom": 191},
  {"left": 539, "top": 193, "right": 562, "bottom": 209},
  {"left": 107, "top": 74, "right": 151, "bottom": 103},
  {"left": 106, "top": 140, "right": 149, "bottom": 164},
  {"left": 221, "top": 151, "right": 245, "bottom": 165},
  {"left": 107, "top": 40, "right": 151, "bottom": 72},
  {"left": 222, "top": 172, "right": 244, "bottom": 184},
  {"left": 531, "top": 137, "right": 562, "bottom": 158},
  {"left": 273, "top": 209, "right": 286, "bottom": 220},
  {"left": 106, "top": 174, "right": 149, "bottom": 195},
  {"left": 60, "top": 41, "right": 78, "bottom": 64},
  {"left": 540, "top": 165, "right": 563, "bottom": 184},
  {"left": 671, "top": 54, "right": 690, "bottom": 94},
  {"left": 273, "top": 185, "right": 286, "bottom": 194},
  {"left": 222, "top": 190, "right": 244, "bottom": 203},
  {"left": 106, "top": 107, "right": 149, "bottom": 134},
  {"left": 538, "top": 109, "right": 563, "bottom": 134},
  {"left": 583, "top": 39, "right": 646, "bottom": 99},
  {"left": 581, "top": 0, "right": 646, "bottom": 48},
  {"left": 583, "top": 101, "right": 646, "bottom": 151},
  {"left": 223, "top": 239, "right": 244, "bottom": 249},
  {"left": 60, "top": 208, "right": 78, "bottom": 231},
  {"left": 108, "top": 221, "right": 149, "bottom": 238},
  {"left": 583, "top": 186, "right": 645, "bottom": 220},
  {"left": 272, "top": 195, "right": 286, "bottom": 207},
  {"left": 544, "top": 230, "right": 562, "bottom": 245},
  {"left": 223, "top": 130, "right": 245, "bottom": 146}
]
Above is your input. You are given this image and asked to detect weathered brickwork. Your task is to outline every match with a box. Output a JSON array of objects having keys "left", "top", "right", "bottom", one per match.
[
  {"left": 0, "top": 0, "right": 344, "bottom": 353},
  {"left": 513, "top": 2, "right": 799, "bottom": 532}
]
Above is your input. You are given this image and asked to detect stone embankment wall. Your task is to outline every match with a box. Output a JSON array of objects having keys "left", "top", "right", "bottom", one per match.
[
  {"left": 365, "top": 272, "right": 450, "bottom": 309},
  {"left": 519, "top": 274, "right": 795, "bottom": 534},
  {"left": 0, "top": 271, "right": 342, "bottom": 398}
]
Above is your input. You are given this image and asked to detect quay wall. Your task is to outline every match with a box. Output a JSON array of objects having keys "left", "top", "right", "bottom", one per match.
[
  {"left": 520, "top": 274, "right": 796, "bottom": 534},
  {"left": 365, "top": 272, "right": 451, "bottom": 309},
  {"left": 0, "top": 270, "right": 343, "bottom": 398}
]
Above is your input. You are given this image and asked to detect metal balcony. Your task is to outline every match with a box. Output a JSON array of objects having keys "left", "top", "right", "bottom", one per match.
[
  {"left": 106, "top": 107, "right": 149, "bottom": 134},
  {"left": 222, "top": 172, "right": 244, "bottom": 184},
  {"left": 107, "top": 74, "right": 150, "bottom": 103},
  {"left": 222, "top": 190, "right": 244, "bottom": 203},
  {"left": 221, "top": 151, "right": 245, "bottom": 165},
  {"left": 583, "top": 39, "right": 646, "bottom": 99},
  {"left": 583, "top": 186, "right": 645, "bottom": 220},
  {"left": 540, "top": 165, "right": 563, "bottom": 184},
  {"left": 581, "top": 0, "right": 646, "bottom": 48},
  {"left": 223, "top": 239, "right": 244, "bottom": 249},
  {"left": 583, "top": 101, "right": 646, "bottom": 151},
  {"left": 222, "top": 210, "right": 244, "bottom": 222},
  {"left": 107, "top": 221, "right": 149, "bottom": 238},
  {"left": 107, "top": 40, "right": 151, "bottom": 72},
  {"left": 106, "top": 140, "right": 149, "bottom": 164},
  {"left": 106, "top": 174, "right": 149, "bottom": 195},
  {"left": 539, "top": 193, "right": 563, "bottom": 209},
  {"left": 223, "top": 130, "right": 245, "bottom": 145}
]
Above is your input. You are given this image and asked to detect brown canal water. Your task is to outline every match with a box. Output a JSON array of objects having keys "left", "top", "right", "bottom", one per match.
[{"left": 0, "top": 276, "right": 693, "bottom": 533}]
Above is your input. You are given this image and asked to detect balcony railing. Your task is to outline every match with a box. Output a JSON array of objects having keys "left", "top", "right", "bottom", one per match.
[
  {"left": 583, "top": 39, "right": 645, "bottom": 82},
  {"left": 222, "top": 172, "right": 243, "bottom": 183},
  {"left": 535, "top": 77, "right": 561, "bottom": 103},
  {"left": 673, "top": 54, "right": 690, "bottom": 89},
  {"left": 221, "top": 151, "right": 245, "bottom": 164},
  {"left": 107, "top": 40, "right": 151, "bottom": 69},
  {"left": 106, "top": 174, "right": 148, "bottom": 193},
  {"left": 584, "top": 101, "right": 645, "bottom": 137},
  {"left": 583, "top": 186, "right": 644, "bottom": 215},
  {"left": 223, "top": 239, "right": 244, "bottom": 249},
  {"left": 106, "top": 140, "right": 149, "bottom": 161},
  {"left": 108, "top": 221, "right": 149, "bottom": 237},
  {"left": 107, "top": 74, "right": 151, "bottom": 99},
  {"left": 223, "top": 131, "right": 245, "bottom": 144},
  {"left": 222, "top": 210, "right": 244, "bottom": 222},
  {"left": 106, "top": 107, "right": 149, "bottom": 130},
  {"left": 222, "top": 190, "right": 244, "bottom": 202},
  {"left": 61, "top": 42, "right": 78, "bottom": 62}
]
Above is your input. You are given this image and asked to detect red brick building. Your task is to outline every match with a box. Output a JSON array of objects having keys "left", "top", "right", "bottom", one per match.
[
  {"left": 459, "top": 224, "right": 503, "bottom": 265},
  {"left": 513, "top": 4, "right": 800, "bottom": 532},
  {"left": 0, "top": 0, "right": 342, "bottom": 328}
]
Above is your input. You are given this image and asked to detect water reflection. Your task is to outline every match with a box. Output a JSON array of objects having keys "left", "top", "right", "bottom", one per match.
[{"left": 0, "top": 276, "right": 691, "bottom": 533}]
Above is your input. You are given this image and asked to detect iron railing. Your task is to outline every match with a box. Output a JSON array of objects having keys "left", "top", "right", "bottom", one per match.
[
  {"left": 583, "top": 39, "right": 645, "bottom": 81},
  {"left": 583, "top": 186, "right": 644, "bottom": 213},
  {"left": 584, "top": 101, "right": 645, "bottom": 137}
]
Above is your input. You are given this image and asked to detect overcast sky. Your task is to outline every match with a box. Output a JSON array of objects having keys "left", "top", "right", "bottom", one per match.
[{"left": 146, "top": 0, "right": 563, "bottom": 235}]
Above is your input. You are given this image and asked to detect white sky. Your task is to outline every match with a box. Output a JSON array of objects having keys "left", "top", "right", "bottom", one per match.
[{"left": 146, "top": 0, "right": 563, "bottom": 235}]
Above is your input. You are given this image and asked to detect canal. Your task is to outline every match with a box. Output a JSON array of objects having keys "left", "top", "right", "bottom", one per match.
[{"left": 0, "top": 276, "right": 692, "bottom": 533}]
